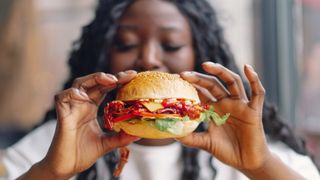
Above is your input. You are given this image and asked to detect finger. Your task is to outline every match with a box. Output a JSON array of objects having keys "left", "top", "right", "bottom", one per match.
[
  {"left": 176, "top": 132, "right": 210, "bottom": 150},
  {"left": 72, "top": 72, "right": 118, "bottom": 90},
  {"left": 73, "top": 73, "right": 119, "bottom": 105},
  {"left": 116, "top": 70, "right": 137, "bottom": 85},
  {"left": 101, "top": 131, "right": 140, "bottom": 153},
  {"left": 75, "top": 71, "right": 136, "bottom": 106},
  {"left": 54, "top": 88, "right": 90, "bottom": 118},
  {"left": 244, "top": 64, "right": 265, "bottom": 110},
  {"left": 180, "top": 71, "right": 229, "bottom": 100},
  {"left": 202, "top": 62, "right": 247, "bottom": 99},
  {"left": 85, "top": 86, "right": 109, "bottom": 106},
  {"left": 192, "top": 84, "right": 218, "bottom": 103}
]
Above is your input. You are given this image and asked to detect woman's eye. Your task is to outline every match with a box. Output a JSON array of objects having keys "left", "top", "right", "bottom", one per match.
[
  {"left": 115, "top": 42, "right": 138, "bottom": 52},
  {"left": 162, "top": 44, "right": 184, "bottom": 52}
]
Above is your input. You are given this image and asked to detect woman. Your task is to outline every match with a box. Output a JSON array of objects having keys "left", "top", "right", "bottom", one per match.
[{"left": 3, "top": 0, "right": 319, "bottom": 179}]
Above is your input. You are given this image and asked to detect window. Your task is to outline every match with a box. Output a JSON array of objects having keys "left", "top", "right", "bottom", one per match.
[
  {"left": 260, "top": 0, "right": 320, "bottom": 165},
  {"left": 296, "top": 0, "right": 320, "bottom": 166}
]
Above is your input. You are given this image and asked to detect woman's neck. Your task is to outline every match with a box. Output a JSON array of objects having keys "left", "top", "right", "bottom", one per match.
[{"left": 135, "top": 138, "right": 175, "bottom": 146}]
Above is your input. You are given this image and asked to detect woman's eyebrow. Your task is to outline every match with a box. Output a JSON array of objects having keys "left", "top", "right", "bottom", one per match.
[
  {"left": 118, "top": 24, "right": 139, "bottom": 31},
  {"left": 160, "top": 26, "right": 182, "bottom": 32}
]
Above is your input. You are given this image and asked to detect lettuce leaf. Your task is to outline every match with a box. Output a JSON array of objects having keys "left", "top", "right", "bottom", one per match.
[
  {"left": 154, "top": 118, "right": 179, "bottom": 131},
  {"left": 154, "top": 118, "right": 185, "bottom": 134},
  {"left": 202, "top": 105, "right": 230, "bottom": 126},
  {"left": 135, "top": 105, "right": 229, "bottom": 134}
]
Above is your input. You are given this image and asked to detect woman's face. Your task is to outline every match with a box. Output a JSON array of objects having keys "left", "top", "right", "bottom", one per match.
[{"left": 109, "top": 0, "right": 195, "bottom": 74}]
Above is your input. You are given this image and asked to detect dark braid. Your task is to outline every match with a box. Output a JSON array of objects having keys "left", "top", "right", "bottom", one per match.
[
  {"left": 181, "top": 147, "right": 200, "bottom": 180},
  {"left": 104, "top": 150, "right": 120, "bottom": 180},
  {"left": 174, "top": 1, "right": 240, "bottom": 178},
  {"left": 40, "top": 0, "right": 318, "bottom": 179},
  {"left": 41, "top": 0, "right": 134, "bottom": 123}
]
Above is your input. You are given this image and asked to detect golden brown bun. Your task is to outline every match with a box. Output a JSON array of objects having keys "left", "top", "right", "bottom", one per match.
[
  {"left": 114, "top": 71, "right": 201, "bottom": 138},
  {"left": 113, "top": 118, "right": 201, "bottom": 139},
  {"left": 116, "top": 71, "right": 200, "bottom": 103}
]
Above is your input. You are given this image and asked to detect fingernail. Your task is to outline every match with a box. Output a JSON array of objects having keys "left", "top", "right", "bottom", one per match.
[
  {"left": 181, "top": 71, "right": 194, "bottom": 76},
  {"left": 124, "top": 70, "right": 137, "bottom": 74},
  {"left": 245, "top": 64, "right": 255, "bottom": 71},
  {"left": 203, "top": 61, "right": 215, "bottom": 66},
  {"left": 117, "top": 71, "right": 126, "bottom": 78},
  {"left": 106, "top": 74, "right": 117, "bottom": 81}
]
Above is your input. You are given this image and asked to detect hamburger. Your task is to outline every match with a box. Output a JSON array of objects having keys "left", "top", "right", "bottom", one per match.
[{"left": 103, "top": 71, "right": 229, "bottom": 139}]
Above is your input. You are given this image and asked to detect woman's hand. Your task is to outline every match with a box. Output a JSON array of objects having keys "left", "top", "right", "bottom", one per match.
[
  {"left": 177, "top": 62, "right": 270, "bottom": 171},
  {"left": 36, "top": 71, "right": 140, "bottom": 179}
]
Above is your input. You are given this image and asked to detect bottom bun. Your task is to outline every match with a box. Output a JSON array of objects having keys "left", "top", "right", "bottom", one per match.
[{"left": 113, "top": 119, "right": 201, "bottom": 139}]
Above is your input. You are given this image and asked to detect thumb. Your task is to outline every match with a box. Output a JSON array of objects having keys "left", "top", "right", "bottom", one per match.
[
  {"left": 176, "top": 132, "right": 211, "bottom": 151},
  {"left": 101, "top": 131, "right": 140, "bottom": 152}
]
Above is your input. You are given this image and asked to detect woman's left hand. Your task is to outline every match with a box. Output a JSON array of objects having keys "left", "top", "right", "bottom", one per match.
[
  {"left": 40, "top": 71, "right": 140, "bottom": 178},
  {"left": 177, "top": 62, "right": 270, "bottom": 171}
]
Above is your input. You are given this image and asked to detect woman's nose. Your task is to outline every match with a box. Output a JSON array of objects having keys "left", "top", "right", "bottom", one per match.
[{"left": 138, "top": 42, "right": 162, "bottom": 71}]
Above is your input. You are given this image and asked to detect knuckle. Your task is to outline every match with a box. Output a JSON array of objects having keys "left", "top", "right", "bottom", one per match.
[
  {"left": 255, "top": 88, "right": 266, "bottom": 96},
  {"left": 260, "top": 87, "right": 266, "bottom": 95},
  {"left": 209, "top": 84, "right": 221, "bottom": 96},
  {"left": 234, "top": 74, "right": 241, "bottom": 81},
  {"left": 72, "top": 78, "right": 82, "bottom": 86},
  {"left": 226, "top": 79, "right": 236, "bottom": 86},
  {"left": 216, "top": 68, "right": 225, "bottom": 76},
  {"left": 69, "top": 87, "right": 78, "bottom": 93},
  {"left": 194, "top": 77, "right": 202, "bottom": 84},
  {"left": 209, "top": 84, "right": 217, "bottom": 92},
  {"left": 54, "top": 94, "right": 60, "bottom": 102},
  {"left": 211, "top": 76, "right": 219, "bottom": 82}
]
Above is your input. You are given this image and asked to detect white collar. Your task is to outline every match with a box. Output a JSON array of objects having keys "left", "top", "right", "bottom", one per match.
[{"left": 120, "top": 142, "right": 183, "bottom": 180}]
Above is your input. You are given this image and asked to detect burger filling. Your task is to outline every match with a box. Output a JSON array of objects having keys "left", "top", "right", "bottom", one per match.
[{"left": 104, "top": 98, "right": 229, "bottom": 134}]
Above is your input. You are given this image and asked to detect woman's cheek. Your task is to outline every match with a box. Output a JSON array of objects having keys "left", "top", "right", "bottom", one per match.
[
  {"left": 110, "top": 52, "right": 138, "bottom": 73},
  {"left": 164, "top": 49, "right": 195, "bottom": 73}
]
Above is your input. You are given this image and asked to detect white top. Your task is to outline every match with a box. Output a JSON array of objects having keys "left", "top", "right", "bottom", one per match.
[{"left": 1, "top": 120, "right": 319, "bottom": 180}]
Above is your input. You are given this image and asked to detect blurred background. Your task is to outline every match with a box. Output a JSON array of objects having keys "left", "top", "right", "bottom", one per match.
[{"left": 0, "top": 0, "right": 319, "bottom": 166}]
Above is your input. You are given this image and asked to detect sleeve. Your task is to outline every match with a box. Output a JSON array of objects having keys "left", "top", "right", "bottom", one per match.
[
  {"left": 0, "top": 120, "right": 56, "bottom": 179},
  {"left": 268, "top": 141, "right": 320, "bottom": 179}
]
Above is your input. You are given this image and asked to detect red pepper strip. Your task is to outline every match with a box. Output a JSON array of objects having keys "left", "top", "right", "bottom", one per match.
[
  {"left": 113, "top": 146, "right": 130, "bottom": 177},
  {"left": 112, "top": 114, "right": 139, "bottom": 123},
  {"left": 104, "top": 119, "right": 113, "bottom": 130},
  {"left": 104, "top": 114, "right": 114, "bottom": 130},
  {"left": 132, "top": 111, "right": 181, "bottom": 118}
]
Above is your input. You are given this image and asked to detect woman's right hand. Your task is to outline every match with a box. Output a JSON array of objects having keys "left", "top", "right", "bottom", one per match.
[
  {"left": 177, "top": 62, "right": 269, "bottom": 171},
  {"left": 19, "top": 71, "right": 140, "bottom": 180},
  {"left": 177, "top": 63, "right": 305, "bottom": 180}
]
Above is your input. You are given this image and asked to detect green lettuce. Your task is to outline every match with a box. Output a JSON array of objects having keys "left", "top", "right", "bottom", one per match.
[
  {"left": 154, "top": 118, "right": 185, "bottom": 135},
  {"left": 135, "top": 105, "right": 229, "bottom": 134},
  {"left": 202, "top": 105, "right": 230, "bottom": 126}
]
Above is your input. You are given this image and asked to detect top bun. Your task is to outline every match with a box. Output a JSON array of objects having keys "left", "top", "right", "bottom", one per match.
[{"left": 116, "top": 71, "right": 200, "bottom": 103}]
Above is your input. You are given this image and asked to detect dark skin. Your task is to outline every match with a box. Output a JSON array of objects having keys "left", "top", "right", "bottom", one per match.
[
  {"left": 110, "top": 0, "right": 195, "bottom": 74},
  {"left": 110, "top": 0, "right": 195, "bottom": 146},
  {"left": 18, "top": 0, "right": 305, "bottom": 179}
]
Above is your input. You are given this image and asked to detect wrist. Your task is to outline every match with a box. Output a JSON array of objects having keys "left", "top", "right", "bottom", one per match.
[
  {"left": 34, "top": 160, "right": 72, "bottom": 180},
  {"left": 241, "top": 153, "right": 305, "bottom": 180},
  {"left": 240, "top": 152, "right": 274, "bottom": 178},
  {"left": 17, "top": 160, "right": 71, "bottom": 180}
]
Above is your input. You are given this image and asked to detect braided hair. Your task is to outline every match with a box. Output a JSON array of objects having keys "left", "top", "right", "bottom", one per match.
[{"left": 42, "top": 0, "right": 315, "bottom": 179}]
